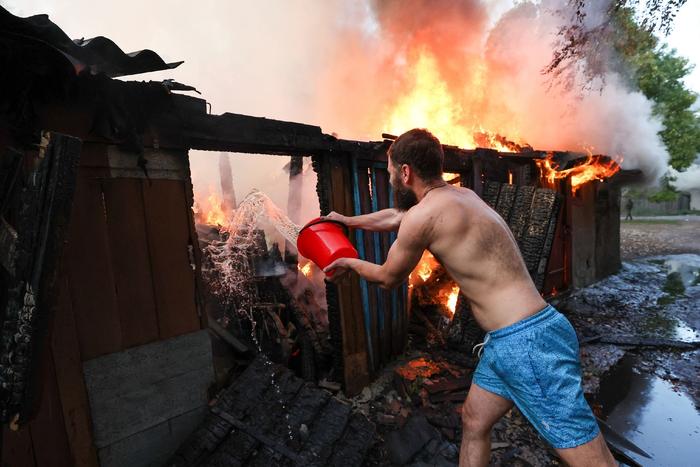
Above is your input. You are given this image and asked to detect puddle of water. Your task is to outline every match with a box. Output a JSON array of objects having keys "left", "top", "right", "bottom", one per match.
[
  {"left": 673, "top": 320, "right": 700, "bottom": 342},
  {"left": 663, "top": 257, "right": 700, "bottom": 287},
  {"left": 596, "top": 354, "right": 700, "bottom": 466},
  {"left": 639, "top": 313, "right": 700, "bottom": 342}
]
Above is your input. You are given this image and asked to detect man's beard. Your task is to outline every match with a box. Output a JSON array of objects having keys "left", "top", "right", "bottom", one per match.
[{"left": 392, "top": 180, "right": 418, "bottom": 211}]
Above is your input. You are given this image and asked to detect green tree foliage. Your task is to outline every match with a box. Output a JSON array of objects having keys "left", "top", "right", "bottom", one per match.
[
  {"left": 548, "top": 2, "right": 699, "bottom": 172},
  {"left": 613, "top": 8, "right": 700, "bottom": 171}
]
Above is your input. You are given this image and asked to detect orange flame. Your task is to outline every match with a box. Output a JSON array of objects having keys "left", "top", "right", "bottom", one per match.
[
  {"left": 195, "top": 191, "right": 228, "bottom": 227},
  {"left": 445, "top": 285, "right": 460, "bottom": 317},
  {"left": 383, "top": 48, "right": 523, "bottom": 152},
  {"left": 298, "top": 261, "right": 313, "bottom": 278},
  {"left": 535, "top": 152, "right": 621, "bottom": 194},
  {"left": 442, "top": 172, "right": 459, "bottom": 183},
  {"left": 409, "top": 251, "right": 439, "bottom": 288}
]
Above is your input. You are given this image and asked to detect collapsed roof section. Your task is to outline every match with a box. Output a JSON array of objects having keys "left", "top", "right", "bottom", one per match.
[{"left": 0, "top": 6, "right": 182, "bottom": 77}]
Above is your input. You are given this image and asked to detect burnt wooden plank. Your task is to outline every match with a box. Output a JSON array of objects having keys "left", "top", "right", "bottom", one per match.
[
  {"left": 0, "top": 133, "right": 82, "bottom": 424},
  {"left": 141, "top": 179, "right": 200, "bottom": 339},
  {"left": 535, "top": 194, "right": 562, "bottom": 290},
  {"left": 51, "top": 272, "right": 99, "bottom": 467},
  {"left": 479, "top": 150, "right": 509, "bottom": 182},
  {"left": 171, "top": 357, "right": 278, "bottom": 466},
  {"left": 281, "top": 385, "right": 331, "bottom": 453},
  {"left": 520, "top": 189, "right": 558, "bottom": 277},
  {"left": 327, "top": 413, "right": 376, "bottom": 467},
  {"left": 507, "top": 185, "right": 535, "bottom": 244},
  {"left": 201, "top": 429, "right": 258, "bottom": 467},
  {"left": 66, "top": 169, "right": 123, "bottom": 360},
  {"left": 594, "top": 183, "right": 621, "bottom": 280},
  {"left": 102, "top": 179, "right": 159, "bottom": 349},
  {"left": 570, "top": 183, "right": 596, "bottom": 287},
  {"left": 494, "top": 183, "right": 516, "bottom": 222},
  {"left": 312, "top": 155, "right": 344, "bottom": 382},
  {"left": 207, "top": 366, "right": 303, "bottom": 466},
  {"left": 481, "top": 181, "right": 500, "bottom": 209},
  {"left": 298, "top": 398, "right": 352, "bottom": 466},
  {"left": 169, "top": 413, "right": 235, "bottom": 467}
]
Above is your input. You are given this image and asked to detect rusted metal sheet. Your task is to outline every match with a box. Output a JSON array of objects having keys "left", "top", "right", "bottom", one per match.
[{"left": 0, "top": 6, "right": 182, "bottom": 78}]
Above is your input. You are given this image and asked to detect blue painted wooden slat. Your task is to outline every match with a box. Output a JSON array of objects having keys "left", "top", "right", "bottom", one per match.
[
  {"left": 369, "top": 168, "right": 386, "bottom": 340},
  {"left": 351, "top": 156, "right": 374, "bottom": 371},
  {"left": 385, "top": 170, "right": 400, "bottom": 328}
]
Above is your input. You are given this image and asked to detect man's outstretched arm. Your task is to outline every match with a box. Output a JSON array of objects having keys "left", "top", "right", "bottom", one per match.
[
  {"left": 323, "top": 208, "right": 404, "bottom": 232},
  {"left": 323, "top": 212, "right": 426, "bottom": 288}
]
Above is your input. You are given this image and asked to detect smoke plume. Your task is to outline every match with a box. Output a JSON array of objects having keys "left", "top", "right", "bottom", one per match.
[
  {"left": 315, "top": 0, "right": 669, "bottom": 180},
  {"left": 7, "top": 0, "right": 672, "bottom": 194}
]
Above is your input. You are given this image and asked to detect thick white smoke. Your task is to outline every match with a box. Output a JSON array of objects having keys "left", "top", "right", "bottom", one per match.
[
  {"left": 7, "top": 0, "right": 672, "bottom": 189},
  {"left": 671, "top": 162, "right": 700, "bottom": 191},
  {"left": 315, "top": 0, "right": 670, "bottom": 181}
]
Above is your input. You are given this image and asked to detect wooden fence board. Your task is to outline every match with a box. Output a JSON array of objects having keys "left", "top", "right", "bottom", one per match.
[
  {"left": 66, "top": 170, "right": 123, "bottom": 360},
  {"left": 328, "top": 155, "right": 369, "bottom": 394},
  {"left": 1, "top": 426, "right": 35, "bottom": 467},
  {"left": 355, "top": 166, "right": 379, "bottom": 373},
  {"left": 372, "top": 168, "right": 394, "bottom": 362},
  {"left": 51, "top": 272, "right": 99, "bottom": 467},
  {"left": 141, "top": 180, "right": 200, "bottom": 339},
  {"left": 28, "top": 347, "right": 73, "bottom": 467},
  {"left": 102, "top": 179, "right": 159, "bottom": 348}
]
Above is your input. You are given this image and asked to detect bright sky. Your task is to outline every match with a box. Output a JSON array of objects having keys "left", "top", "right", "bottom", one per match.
[{"left": 662, "top": 0, "right": 700, "bottom": 95}]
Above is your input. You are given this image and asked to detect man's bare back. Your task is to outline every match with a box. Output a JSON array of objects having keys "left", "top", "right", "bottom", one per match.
[{"left": 406, "top": 185, "right": 546, "bottom": 331}]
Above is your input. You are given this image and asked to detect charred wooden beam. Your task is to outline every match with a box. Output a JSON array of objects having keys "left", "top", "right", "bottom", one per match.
[{"left": 0, "top": 132, "right": 81, "bottom": 424}]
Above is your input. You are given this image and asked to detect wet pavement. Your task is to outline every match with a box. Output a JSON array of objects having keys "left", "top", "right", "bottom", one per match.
[
  {"left": 595, "top": 354, "right": 700, "bottom": 466},
  {"left": 559, "top": 253, "right": 700, "bottom": 465}
]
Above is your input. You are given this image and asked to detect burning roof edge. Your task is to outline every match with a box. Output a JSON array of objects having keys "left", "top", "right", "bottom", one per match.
[
  {"left": 176, "top": 103, "right": 641, "bottom": 183},
  {"left": 0, "top": 6, "right": 182, "bottom": 77}
]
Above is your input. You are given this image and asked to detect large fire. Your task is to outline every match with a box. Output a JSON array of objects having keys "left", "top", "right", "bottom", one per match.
[
  {"left": 383, "top": 48, "right": 524, "bottom": 153},
  {"left": 381, "top": 47, "right": 620, "bottom": 194},
  {"left": 535, "top": 152, "right": 622, "bottom": 194}
]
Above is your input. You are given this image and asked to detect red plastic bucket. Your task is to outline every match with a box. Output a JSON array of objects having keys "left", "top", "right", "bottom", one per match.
[{"left": 297, "top": 217, "right": 358, "bottom": 275}]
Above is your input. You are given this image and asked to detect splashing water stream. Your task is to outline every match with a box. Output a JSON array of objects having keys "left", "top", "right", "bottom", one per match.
[{"left": 201, "top": 189, "right": 303, "bottom": 441}]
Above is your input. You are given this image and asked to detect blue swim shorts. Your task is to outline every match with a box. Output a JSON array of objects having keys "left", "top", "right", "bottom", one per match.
[{"left": 472, "top": 305, "right": 599, "bottom": 449}]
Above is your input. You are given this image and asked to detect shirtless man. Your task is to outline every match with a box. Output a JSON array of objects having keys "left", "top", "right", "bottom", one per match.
[{"left": 323, "top": 129, "right": 616, "bottom": 467}]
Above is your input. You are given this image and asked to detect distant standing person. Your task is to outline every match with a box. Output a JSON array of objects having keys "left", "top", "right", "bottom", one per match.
[{"left": 625, "top": 198, "right": 634, "bottom": 220}]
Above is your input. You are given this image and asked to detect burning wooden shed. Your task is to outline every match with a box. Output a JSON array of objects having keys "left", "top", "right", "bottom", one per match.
[{"left": 0, "top": 7, "right": 640, "bottom": 467}]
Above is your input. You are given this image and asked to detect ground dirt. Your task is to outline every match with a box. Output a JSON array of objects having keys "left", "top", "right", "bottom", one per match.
[{"left": 621, "top": 216, "right": 700, "bottom": 260}]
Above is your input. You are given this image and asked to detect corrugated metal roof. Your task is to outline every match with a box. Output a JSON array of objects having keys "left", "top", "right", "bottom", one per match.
[{"left": 0, "top": 6, "right": 182, "bottom": 77}]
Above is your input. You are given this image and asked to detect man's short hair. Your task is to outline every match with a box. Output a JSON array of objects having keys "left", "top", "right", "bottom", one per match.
[{"left": 388, "top": 128, "right": 444, "bottom": 181}]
